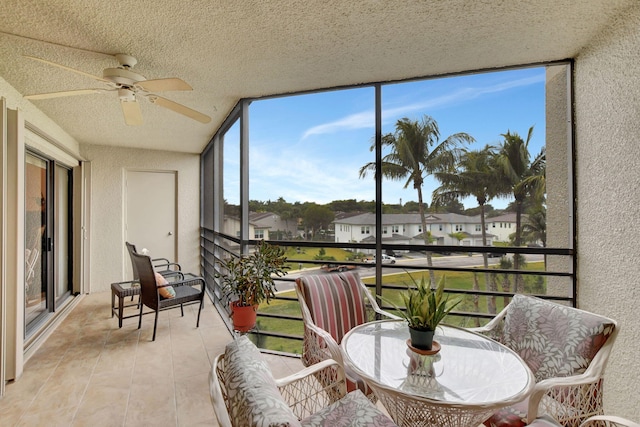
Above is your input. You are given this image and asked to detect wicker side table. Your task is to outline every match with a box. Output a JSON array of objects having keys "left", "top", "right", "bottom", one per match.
[{"left": 111, "top": 280, "right": 141, "bottom": 328}]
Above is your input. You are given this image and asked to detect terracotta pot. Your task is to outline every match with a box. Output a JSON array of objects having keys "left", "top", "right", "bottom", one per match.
[
  {"left": 230, "top": 301, "right": 258, "bottom": 332},
  {"left": 409, "top": 327, "right": 435, "bottom": 350}
]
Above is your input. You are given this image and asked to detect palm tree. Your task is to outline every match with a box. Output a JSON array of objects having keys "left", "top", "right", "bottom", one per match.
[
  {"left": 433, "top": 145, "right": 501, "bottom": 314},
  {"left": 495, "top": 127, "right": 546, "bottom": 293},
  {"left": 359, "top": 115, "right": 474, "bottom": 286}
]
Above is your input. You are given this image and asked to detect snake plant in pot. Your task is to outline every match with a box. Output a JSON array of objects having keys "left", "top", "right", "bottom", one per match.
[
  {"left": 218, "top": 240, "right": 289, "bottom": 332},
  {"left": 386, "top": 275, "right": 461, "bottom": 350}
]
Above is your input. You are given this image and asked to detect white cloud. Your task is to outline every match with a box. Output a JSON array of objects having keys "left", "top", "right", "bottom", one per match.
[{"left": 301, "top": 74, "right": 544, "bottom": 138}]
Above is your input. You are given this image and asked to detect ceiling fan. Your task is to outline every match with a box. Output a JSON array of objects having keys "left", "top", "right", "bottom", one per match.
[{"left": 23, "top": 53, "right": 211, "bottom": 126}]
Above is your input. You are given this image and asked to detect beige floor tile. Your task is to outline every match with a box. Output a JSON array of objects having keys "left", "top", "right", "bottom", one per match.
[
  {"left": 175, "top": 373, "right": 216, "bottom": 426},
  {"left": 14, "top": 405, "right": 77, "bottom": 427},
  {"left": 3, "top": 290, "right": 304, "bottom": 427}
]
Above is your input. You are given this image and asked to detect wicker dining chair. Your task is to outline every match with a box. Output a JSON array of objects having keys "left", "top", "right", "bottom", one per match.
[
  {"left": 470, "top": 294, "right": 618, "bottom": 427},
  {"left": 130, "top": 251, "right": 205, "bottom": 341},
  {"left": 295, "top": 271, "right": 400, "bottom": 402}
]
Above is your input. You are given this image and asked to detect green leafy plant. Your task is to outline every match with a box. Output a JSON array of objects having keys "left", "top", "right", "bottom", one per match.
[
  {"left": 218, "top": 240, "right": 289, "bottom": 307},
  {"left": 385, "top": 275, "right": 461, "bottom": 331}
]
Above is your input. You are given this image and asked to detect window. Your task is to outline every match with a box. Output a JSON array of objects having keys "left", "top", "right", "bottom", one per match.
[
  {"left": 255, "top": 230, "right": 264, "bottom": 239},
  {"left": 203, "top": 62, "right": 576, "bottom": 348}
]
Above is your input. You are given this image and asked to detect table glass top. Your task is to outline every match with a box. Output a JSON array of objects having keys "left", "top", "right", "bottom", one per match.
[{"left": 341, "top": 320, "right": 533, "bottom": 405}]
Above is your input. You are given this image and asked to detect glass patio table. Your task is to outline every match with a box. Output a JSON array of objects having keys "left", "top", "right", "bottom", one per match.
[{"left": 340, "top": 319, "right": 535, "bottom": 427}]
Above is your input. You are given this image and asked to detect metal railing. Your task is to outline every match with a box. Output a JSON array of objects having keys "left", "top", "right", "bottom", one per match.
[{"left": 200, "top": 228, "right": 574, "bottom": 356}]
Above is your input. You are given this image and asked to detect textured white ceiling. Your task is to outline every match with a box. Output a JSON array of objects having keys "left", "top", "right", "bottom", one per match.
[{"left": 0, "top": 0, "right": 635, "bottom": 153}]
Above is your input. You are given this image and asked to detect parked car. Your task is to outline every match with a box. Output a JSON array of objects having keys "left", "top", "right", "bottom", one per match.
[
  {"left": 321, "top": 263, "right": 357, "bottom": 273},
  {"left": 364, "top": 254, "right": 396, "bottom": 264}
]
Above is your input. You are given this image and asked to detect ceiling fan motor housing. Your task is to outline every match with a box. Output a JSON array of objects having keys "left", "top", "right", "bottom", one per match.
[{"left": 103, "top": 67, "right": 146, "bottom": 87}]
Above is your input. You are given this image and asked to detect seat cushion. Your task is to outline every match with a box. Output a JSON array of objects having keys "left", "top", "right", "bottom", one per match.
[
  {"left": 301, "top": 390, "right": 398, "bottom": 427},
  {"left": 224, "top": 336, "right": 301, "bottom": 427},
  {"left": 501, "top": 294, "right": 615, "bottom": 382}
]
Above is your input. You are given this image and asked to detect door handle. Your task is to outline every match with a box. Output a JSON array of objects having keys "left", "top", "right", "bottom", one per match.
[{"left": 168, "top": 231, "right": 173, "bottom": 236}]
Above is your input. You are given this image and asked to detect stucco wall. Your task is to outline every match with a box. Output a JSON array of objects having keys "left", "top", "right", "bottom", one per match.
[
  {"left": 574, "top": 3, "right": 640, "bottom": 420},
  {"left": 80, "top": 144, "right": 200, "bottom": 293}
]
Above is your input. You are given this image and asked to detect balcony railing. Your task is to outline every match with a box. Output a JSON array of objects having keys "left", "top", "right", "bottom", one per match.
[{"left": 200, "top": 228, "right": 574, "bottom": 356}]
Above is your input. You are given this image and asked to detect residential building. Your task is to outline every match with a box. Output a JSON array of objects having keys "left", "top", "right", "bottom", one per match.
[{"left": 334, "top": 212, "right": 497, "bottom": 247}]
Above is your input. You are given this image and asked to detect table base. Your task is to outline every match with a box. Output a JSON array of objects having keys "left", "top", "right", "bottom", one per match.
[{"left": 373, "top": 384, "right": 494, "bottom": 427}]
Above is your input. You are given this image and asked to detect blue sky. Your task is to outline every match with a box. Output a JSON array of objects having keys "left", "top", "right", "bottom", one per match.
[{"left": 225, "top": 66, "right": 546, "bottom": 209}]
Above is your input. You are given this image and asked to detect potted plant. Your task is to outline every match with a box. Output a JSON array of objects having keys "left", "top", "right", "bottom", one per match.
[
  {"left": 218, "top": 240, "right": 289, "bottom": 332},
  {"left": 386, "top": 275, "right": 461, "bottom": 351}
]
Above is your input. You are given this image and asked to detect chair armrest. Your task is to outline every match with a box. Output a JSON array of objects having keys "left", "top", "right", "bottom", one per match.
[
  {"left": 373, "top": 307, "right": 402, "bottom": 321},
  {"left": 209, "top": 354, "right": 233, "bottom": 427},
  {"left": 467, "top": 303, "right": 509, "bottom": 335},
  {"left": 152, "top": 257, "right": 182, "bottom": 271},
  {"left": 275, "top": 358, "right": 347, "bottom": 421},
  {"left": 302, "top": 320, "right": 344, "bottom": 366}
]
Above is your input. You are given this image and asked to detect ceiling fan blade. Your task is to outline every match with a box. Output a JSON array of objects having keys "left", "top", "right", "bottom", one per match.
[
  {"left": 25, "top": 88, "right": 107, "bottom": 100},
  {"left": 120, "top": 99, "right": 143, "bottom": 126},
  {"left": 148, "top": 95, "right": 211, "bottom": 124},
  {"left": 135, "top": 78, "right": 192, "bottom": 92},
  {"left": 24, "top": 55, "right": 111, "bottom": 83}
]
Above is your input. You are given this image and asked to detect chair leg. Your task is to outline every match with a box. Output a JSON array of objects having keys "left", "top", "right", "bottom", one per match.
[
  {"left": 196, "top": 298, "right": 204, "bottom": 328},
  {"left": 180, "top": 304, "right": 184, "bottom": 317},
  {"left": 152, "top": 309, "right": 159, "bottom": 341},
  {"left": 137, "top": 301, "right": 144, "bottom": 329}
]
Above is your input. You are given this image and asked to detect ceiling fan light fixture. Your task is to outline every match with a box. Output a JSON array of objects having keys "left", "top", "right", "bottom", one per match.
[{"left": 118, "top": 88, "right": 136, "bottom": 102}]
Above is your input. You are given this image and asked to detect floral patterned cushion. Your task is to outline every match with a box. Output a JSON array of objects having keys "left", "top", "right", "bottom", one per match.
[
  {"left": 224, "top": 336, "right": 302, "bottom": 427},
  {"left": 500, "top": 294, "right": 615, "bottom": 382},
  {"left": 301, "top": 390, "right": 398, "bottom": 427}
]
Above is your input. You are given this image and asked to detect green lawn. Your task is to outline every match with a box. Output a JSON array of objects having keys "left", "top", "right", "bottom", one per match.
[{"left": 252, "top": 261, "right": 546, "bottom": 353}]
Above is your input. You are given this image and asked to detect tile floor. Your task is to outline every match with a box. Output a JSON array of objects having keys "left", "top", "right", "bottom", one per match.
[{"left": 0, "top": 292, "right": 304, "bottom": 426}]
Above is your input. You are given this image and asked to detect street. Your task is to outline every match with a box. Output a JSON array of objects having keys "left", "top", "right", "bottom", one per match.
[{"left": 277, "top": 253, "right": 544, "bottom": 293}]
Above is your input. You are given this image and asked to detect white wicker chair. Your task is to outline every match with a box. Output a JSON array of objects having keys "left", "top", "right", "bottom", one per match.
[
  {"left": 470, "top": 294, "right": 618, "bottom": 427},
  {"left": 209, "top": 336, "right": 398, "bottom": 427},
  {"left": 579, "top": 416, "right": 640, "bottom": 427},
  {"left": 295, "top": 271, "right": 400, "bottom": 401}
]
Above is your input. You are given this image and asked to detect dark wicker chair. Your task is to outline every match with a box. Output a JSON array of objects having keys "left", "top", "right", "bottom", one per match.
[
  {"left": 126, "top": 241, "right": 183, "bottom": 281},
  {"left": 130, "top": 251, "right": 205, "bottom": 341}
]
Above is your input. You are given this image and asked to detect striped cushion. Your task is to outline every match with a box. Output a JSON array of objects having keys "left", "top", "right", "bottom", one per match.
[{"left": 296, "top": 272, "right": 367, "bottom": 345}]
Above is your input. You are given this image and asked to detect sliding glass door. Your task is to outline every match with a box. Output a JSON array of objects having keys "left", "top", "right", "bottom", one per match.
[{"left": 25, "top": 151, "right": 72, "bottom": 335}]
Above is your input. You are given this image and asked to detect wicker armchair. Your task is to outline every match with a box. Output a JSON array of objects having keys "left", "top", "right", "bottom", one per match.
[
  {"left": 126, "top": 241, "right": 182, "bottom": 281},
  {"left": 209, "top": 336, "right": 398, "bottom": 427},
  {"left": 130, "top": 251, "right": 205, "bottom": 341},
  {"left": 579, "top": 416, "right": 640, "bottom": 427},
  {"left": 470, "top": 294, "right": 618, "bottom": 427},
  {"left": 295, "top": 271, "right": 400, "bottom": 401},
  {"left": 527, "top": 415, "right": 640, "bottom": 427}
]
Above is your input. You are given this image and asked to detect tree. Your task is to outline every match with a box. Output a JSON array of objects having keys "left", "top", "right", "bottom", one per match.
[
  {"left": 432, "top": 145, "right": 499, "bottom": 314},
  {"left": 521, "top": 205, "right": 546, "bottom": 247},
  {"left": 433, "top": 145, "right": 501, "bottom": 313},
  {"left": 359, "top": 115, "right": 474, "bottom": 285},
  {"left": 495, "top": 127, "right": 546, "bottom": 293},
  {"left": 302, "top": 204, "right": 334, "bottom": 241}
]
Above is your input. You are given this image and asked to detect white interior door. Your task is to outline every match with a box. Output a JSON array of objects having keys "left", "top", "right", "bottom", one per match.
[{"left": 125, "top": 170, "right": 176, "bottom": 279}]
